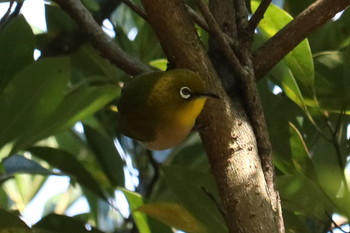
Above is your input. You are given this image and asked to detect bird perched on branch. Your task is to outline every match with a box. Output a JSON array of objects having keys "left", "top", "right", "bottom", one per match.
[{"left": 117, "top": 69, "right": 219, "bottom": 150}]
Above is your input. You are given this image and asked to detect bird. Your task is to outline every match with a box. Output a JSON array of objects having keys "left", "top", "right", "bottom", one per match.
[{"left": 117, "top": 69, "right": 219, "bottom": 150}]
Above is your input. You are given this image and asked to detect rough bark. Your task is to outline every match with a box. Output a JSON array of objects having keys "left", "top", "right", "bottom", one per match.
[{"left": 141, "top": 1, "right": 280, "bottom": 232}]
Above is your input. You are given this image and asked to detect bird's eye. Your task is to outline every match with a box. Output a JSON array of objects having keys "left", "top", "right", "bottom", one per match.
[{"left": 180, "top": 86, "right": 192, "bottom": 99}]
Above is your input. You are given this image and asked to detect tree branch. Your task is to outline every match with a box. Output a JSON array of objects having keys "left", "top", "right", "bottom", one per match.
[
  {"left": 141, "top": 0, "right": 280, "bottom": 232},
  {"left": 196, "top": 0, "right": 244, "bottom": 77},
  {"left": 248, "top": 0, "right": 272, "bottom": 32},
  {"left": 54, "top": 0, "right": 151, "bottom": 76},
  {"left": 120, "top": 0, "right": 148, "bottom": 22},
  {"left": 253, "top": 0, "right": 350, "bottom": 79},
  {"left": 207, "top": 0, "right": 283, "bottom": 231}
]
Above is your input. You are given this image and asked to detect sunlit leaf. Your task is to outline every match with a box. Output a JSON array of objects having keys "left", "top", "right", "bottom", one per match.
[
  {"left": 137, "top": 202, "right": 207, "bottom": 233},
  {"left": 252, "top": 0, "right": 314, "bottom": 97},
  {"left": 149, "top": 59, "right": 168, "bottom": 71},
  {"left": 121, "top": 189, "right": 173, "bottom": 233}
]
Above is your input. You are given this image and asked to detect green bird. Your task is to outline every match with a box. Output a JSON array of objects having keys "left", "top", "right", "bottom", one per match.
[{"left": 117, "top": 69, "right": 219, "bottom": 150}]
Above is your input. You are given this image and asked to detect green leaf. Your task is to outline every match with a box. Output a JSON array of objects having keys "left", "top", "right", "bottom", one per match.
[
  {"left": 45, "top": 4, "right": 77, "bottom": 33},
  {"left": 162, "top": 166, "right": 227, "bottom": 233},
  {"left": 0, "top": 15, "right": 34, "bottom": 91},
  {"left": 284, "top": 0, "right": 314, "bottom": 16},
  {"left": 309, "top": 9, "right": 350, "bottom": 52},
  {"left": 278, "top": 175, "right": 334, "bottom": 219},
  {"left": 289, "top": 123, "right": 316, "bottom": 178},
  {"left": 33, "top": 214, "right": 104, "bottom": 233},
  {"left": 251, "top": 0, "right": 315, "bottom": 97},
  {"left": 14, "top": 84, "right": 119, "bottom": 151},
  {"left": 0, "top": 57, "right": 70, "bottom": 149},
  {"left": 122, "top": 189, "right": 151, "bottom": 233},
  {"left": 121, "top": 189, "right": 172, "bottom": 233},
  {"left": 267, "top": 61, "right": 306, "bottom": 109},
  {"left": 28, "top": 147, "right": 107, "bottom": 201},
  {"left": 149, "top": 59, "right": 168, "bottom": 71},
  {"left": 81, "top": 0, "right": 100, "bottom": 12},
  {"left": 0, "top": 155, "right": 61, "bottom": 183},
  {"left": 84, "top": 125, "right": 125, "bottom": 187},
  {"left": 137, "top": 202, "right": 207, "bottom": 233},
  {"left": 70, "top": 44, "right": 123, "bottom": 83},
  {"left": 0, "top": 208, "right": 31, "bottom": 230},
  {"left": 283, "top": 210, "right": 313, "bottom": 233},
  {"left": 314, "top": 50, "right": 350, "bottom": 110}
]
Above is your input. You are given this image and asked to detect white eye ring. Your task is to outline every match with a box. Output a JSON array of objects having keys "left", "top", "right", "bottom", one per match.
[{"left": 180, "top": 86, "right": 192, "bottom": 99}]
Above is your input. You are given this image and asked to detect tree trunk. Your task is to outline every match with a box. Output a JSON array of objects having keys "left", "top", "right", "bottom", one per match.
[{"left": 140, "top": 1, "right": 283, "bottom": 232}]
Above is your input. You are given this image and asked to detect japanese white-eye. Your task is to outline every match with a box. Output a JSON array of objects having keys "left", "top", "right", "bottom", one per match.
[{"left": 117, "top": 69, "right": 219, "bottom": 150}]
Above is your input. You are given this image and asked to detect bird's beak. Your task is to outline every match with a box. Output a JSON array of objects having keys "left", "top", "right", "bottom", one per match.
[{"left": 196, "top": 92, "right": 220, "bottom": 99}]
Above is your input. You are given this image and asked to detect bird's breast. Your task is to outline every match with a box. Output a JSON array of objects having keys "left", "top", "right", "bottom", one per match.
[{"left": 144, "top": 98, "right": 207, "bottom": 150}]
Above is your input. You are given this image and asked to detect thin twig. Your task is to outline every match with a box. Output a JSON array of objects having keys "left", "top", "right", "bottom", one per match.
[
  {"left": 0, "top": 0, "right": 14, "bottom": 28},
  {"left": 200, "top": 186, "right": 225, "bottom": 216},
  {"left": 196, "top": 0, "right": 244, "bottom": 77},
  {"left": 326, "top": 212, "right": 349, "bottom": 233},
  {"left": 186, "top": 5, "right": 210, "bottom": 32},
  {"left": 324, "top": 110, "right": 350, "bottom": 198},
  {"left": 248, "top": 0, "right": 272, "bottom": 32},
  {"left": 187, "top": 5, "right": 237, "bottom": 49},
  {"left": 54, "top": 0, "right": 151, "bottom": 76},
  {"left": 120, "top": 0, "right": 148, "bottom": 22}
]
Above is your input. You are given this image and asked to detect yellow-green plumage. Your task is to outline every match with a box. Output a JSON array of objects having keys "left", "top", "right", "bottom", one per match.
[{"left": 117, "top": 69, "right": 218, "bottom": 150}]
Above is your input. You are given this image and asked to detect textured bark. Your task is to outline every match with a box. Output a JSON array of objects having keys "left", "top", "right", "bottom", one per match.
[{"left": 141, "top": 1, "right": 280, "bottom": 232}]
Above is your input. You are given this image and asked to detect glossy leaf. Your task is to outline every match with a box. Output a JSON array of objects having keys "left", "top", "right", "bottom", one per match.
[
  {"left": 162, "top": 166, "right": 227, "bottom": 233},
  {"left": 28, "top": 147, "right": 107, "bottom": 201},
  {"left": 70, "top": 44, "right": 123, "bottom": 83},
  {"left": 137, "top": 202, "right": 206, "bottom": 233},
  {"left": 289, "top": 123, "right": 316, "bottom": 178},
  {"left": 0, "top": 57, "right": 69, "bottom": 149},
  {"left": 309, "top": 8, "right": 350, "bottom": 52},
  {"left": 267, "top": 61, "right": 306, "bottom": 109},
  {"left": 122, "top": 189, "right": 173, "bottom": 233},
  {"left": 14, "top": 85, "right": 119, "bottom": 151},
  {"left": 122, "top": 189, "right": 151, "bottom": 233},
  {"left": 0, "top": 155, "right": 61, "bottom": 183},
  {"left": 314, "top": 50, "right": 350, "bottom": 111},
  {"left": 278, "top": 175, "right": 334, "bottom": 219},
  {"left": 252, "top": 0, "right": 315, "bottom": 97},
  {"left": 84, "top": 124, "right": 125, "bottom": 187},
  {"left": 0, "top": 15, "right": 34, "bottom": 91},
  {"left": 149, "top": 59, "right": 168, "bottom": 71}
]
